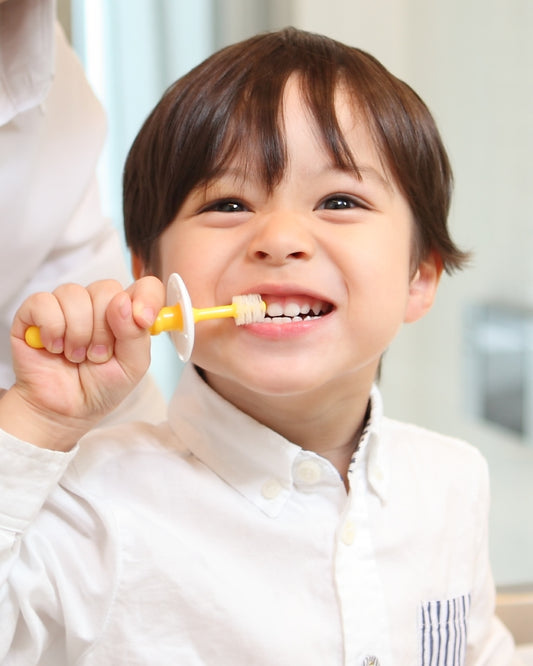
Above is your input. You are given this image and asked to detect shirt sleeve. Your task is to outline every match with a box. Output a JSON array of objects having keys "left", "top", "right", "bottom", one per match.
[
  {"left": 0, "top": 431, "right": 118, "bottom": 663},
  {"left": 465, "top": 452, "right": 525, "bottom": 665},
  {"left": 0, "top": 0, "right": 55, "bottom": 124}
]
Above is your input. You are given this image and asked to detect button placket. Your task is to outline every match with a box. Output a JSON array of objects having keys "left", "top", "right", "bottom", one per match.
[{"left": 334, "top": 463, "right": 392, "bottom": 665}]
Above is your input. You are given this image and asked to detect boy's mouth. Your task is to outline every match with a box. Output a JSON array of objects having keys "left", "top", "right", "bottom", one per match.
[{"left": 261, "top": 296, "right": 334, "bottom": 323}]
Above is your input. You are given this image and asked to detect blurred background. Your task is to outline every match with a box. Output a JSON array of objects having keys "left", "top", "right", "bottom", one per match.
[{"left": 59, "top": 0, "right": 532, "bottom": 593}]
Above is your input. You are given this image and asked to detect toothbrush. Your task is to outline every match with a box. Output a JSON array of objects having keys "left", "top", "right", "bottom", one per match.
[
  {"left": 24, "top": 273, "right": 266, "bottom": 362},
  {"left": 149, "top": 294, "right": 266, "bottom": 334}
]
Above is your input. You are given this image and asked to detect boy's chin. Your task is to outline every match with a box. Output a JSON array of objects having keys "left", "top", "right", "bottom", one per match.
[{"left": 204, "top": 362, "right": 360, "bottom": 401}]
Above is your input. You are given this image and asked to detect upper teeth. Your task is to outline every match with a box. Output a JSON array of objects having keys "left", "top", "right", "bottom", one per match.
[{"left": 265, "top": 301, "right": 326, "bottom": 319}]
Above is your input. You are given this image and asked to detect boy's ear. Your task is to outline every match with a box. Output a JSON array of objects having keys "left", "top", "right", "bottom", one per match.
[
  {"left": 131, "top": 254, "right": 146, "bottom": 280},
  {"left": 404, "top": 251, "right": 443, "bottom": 324}
]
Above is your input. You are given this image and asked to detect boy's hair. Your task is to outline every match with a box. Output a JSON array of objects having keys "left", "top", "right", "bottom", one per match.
[{"left": 124, "top": 27, "right": 469, "bottom": 273}]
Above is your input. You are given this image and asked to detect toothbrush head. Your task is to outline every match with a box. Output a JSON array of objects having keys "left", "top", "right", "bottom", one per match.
[{"left": 232, "top": 294, "right": 266, "bottom": 325}]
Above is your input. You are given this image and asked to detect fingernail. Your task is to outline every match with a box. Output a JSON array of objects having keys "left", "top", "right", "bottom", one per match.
[
  {"left": 133, "top": 302, "right": 156, "bottom": 327},
  {"left": 119, "top": 294, "right": 132, "bottom": 319},
  {"left": 88, "top": 344, "right": 110, "bottom": 362},
  {"left": 141, "top": 307, "right": 156, "bottom": 326},
  {"left": 70, "top": 347, "right": 87, "bottom": 363},
  {"left": 51, "top": 338, "right": 64, "bottom": 353}
]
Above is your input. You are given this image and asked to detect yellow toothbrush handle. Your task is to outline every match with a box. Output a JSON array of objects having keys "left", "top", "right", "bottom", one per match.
[
  {"left": 25, "top": 326, "right": 44, "bottom": 349},
  {"left": 150, "top": 303, "right": 235, "bottom": 333},
  {"left": 24, "top": 307, "right": 186, "bottom": 346},
  {"left": 191, "top": 304, "right": 235, "bottom": 322},
  {"left": 25, "top": 299, "right": 259, "bottom": 346},
  {"left": 150, "top": 304, "right": 185, "bottom": 335},
  {"left": 24, "top": 304, "right": 188, "bottom": 346}
]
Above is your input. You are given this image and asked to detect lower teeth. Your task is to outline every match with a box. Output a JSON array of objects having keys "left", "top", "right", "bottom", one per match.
[{"left": 264, "top": 314, "right": 321, "bottom": 324}]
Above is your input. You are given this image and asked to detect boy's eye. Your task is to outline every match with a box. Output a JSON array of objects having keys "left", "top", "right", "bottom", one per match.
[
  {"left": 203, "top": 199, "right": 247, "bottom": 213},
  {"left": 319, "top": 194, "right": 366, "bottom": 210}
]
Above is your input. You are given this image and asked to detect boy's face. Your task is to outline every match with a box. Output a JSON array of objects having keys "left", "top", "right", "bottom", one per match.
[{"left": 153, "top": 78, "right": 440, "bottom": 409}]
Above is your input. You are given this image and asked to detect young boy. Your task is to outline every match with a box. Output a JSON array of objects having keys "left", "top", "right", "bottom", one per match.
[{"left": 0, "top": 28, "right": 522, "bottom": 666}]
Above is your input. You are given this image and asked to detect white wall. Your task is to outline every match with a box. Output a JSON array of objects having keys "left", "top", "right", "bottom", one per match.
[{"left": 290, "top": 0, "right": 533, "bottom": 586}]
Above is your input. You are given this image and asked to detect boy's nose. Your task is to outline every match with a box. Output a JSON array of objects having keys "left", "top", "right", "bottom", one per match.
[{"left": 247, "top": 212, "right": 315, "bottom": 265}]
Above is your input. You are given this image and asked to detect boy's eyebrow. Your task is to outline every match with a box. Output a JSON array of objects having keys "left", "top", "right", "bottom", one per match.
[
  {"left": 200, "top": 167, "right": 251, "bottom": 189},
  {"left": 331, "top": 163, "right": 394, "bottom": 192},
  {"left": 340, "top": 164, "right": 392, "bottom": 189}
]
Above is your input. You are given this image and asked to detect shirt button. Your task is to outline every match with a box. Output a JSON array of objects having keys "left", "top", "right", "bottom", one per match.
[
  {"left": 261, "top": 479, "right": 283, "bottom": 499},
  {"left": 341, "top": 519, "right": 356, "bottom": 545},
  {"left": 362, "top": 657, "right": 380, "bottom": 666},
  {"left": 294, "top": 459, "right": 322, "bottom": 485},
  {"left": 371, "top": 465, "right": 384, "bottom": 482}
]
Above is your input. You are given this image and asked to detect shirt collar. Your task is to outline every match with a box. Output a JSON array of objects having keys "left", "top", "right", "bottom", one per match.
[
  {"left": 352, "top": 384, "right": 390, "bottom": 504},
  {"left": 168, "top": 365, "right": 389, "bottom": 515}
]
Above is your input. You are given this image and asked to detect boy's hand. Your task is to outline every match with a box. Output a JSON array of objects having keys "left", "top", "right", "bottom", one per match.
[{"left": 0, "top": 277, "right": 165, "bottom": 451}]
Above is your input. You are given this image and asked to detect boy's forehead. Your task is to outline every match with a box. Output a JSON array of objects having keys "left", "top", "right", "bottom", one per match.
[
  {"left": 285, "top": 81, "right": 393, "bottom": 185},
  {"left": 199, "top": 134, "right": 392, "bottom": 198},
  {"left": 189, "top": 75, "right": 395, "bottom": 196},
  {"left": 283, "top": 75, "right": 365, "bottom": 129}
]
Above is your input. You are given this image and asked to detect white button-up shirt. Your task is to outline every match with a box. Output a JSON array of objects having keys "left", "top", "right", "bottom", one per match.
[{"left": 0, "top": 365, "right": 521, "bottom": 665}]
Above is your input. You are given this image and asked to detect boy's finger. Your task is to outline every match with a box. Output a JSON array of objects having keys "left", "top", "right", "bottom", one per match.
[
  {"left": 103, "top": 277, "right": 165, "bottom": 380},
  {"left": 127, "top": 276, "right": 166, "bottom": 329},
  {"left": 87, "top": 280, "right": 124, "bottom": 363},
  {"left": 13, "top": 291, "right": 67, "bottom": 353},
  {"left": 14, "top": 285, "right": 93, "bottom": 360},
  {"left": 104, "top": 290, "right": 153, "bottom": 382},
  {"left": 52, "top": 283, "right": 94, "bottom": 363}
]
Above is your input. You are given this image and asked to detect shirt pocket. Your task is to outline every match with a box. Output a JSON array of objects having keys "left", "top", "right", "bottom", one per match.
[{"left": 418, "top": 594, "right": 471, "bottom": 666}]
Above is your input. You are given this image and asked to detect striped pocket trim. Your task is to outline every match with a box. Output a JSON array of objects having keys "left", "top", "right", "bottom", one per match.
[{"left": 419, "top": 594, "right": 471, "bottom": 666}]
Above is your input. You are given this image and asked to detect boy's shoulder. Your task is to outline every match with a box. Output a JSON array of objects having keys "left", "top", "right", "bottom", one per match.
[
  {"left": 382, "top": 415, "right": 481, "bottom": 452},
  {"left": 373, "top": 416, "right": 491, "bottom": 525},
  {"left": 379, "top": 414, "right": 489, "bottom": 482},
  {"left": 369, "top": 387, "right": 486, "bottom": 477}
]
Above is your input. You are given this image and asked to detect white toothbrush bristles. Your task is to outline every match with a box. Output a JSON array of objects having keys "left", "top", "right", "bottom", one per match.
[{"left": 232, "top": 294, "right": 266, "bottom": 325}]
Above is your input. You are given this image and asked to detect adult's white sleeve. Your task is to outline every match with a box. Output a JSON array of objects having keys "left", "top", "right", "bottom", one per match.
[{"left": 0, "top": 431, "right": 116, "bottom": 664}]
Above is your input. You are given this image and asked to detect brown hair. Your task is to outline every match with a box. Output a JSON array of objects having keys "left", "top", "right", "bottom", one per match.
[{"left": 124, "top": 27, "right": 469, "bottom": 273}]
